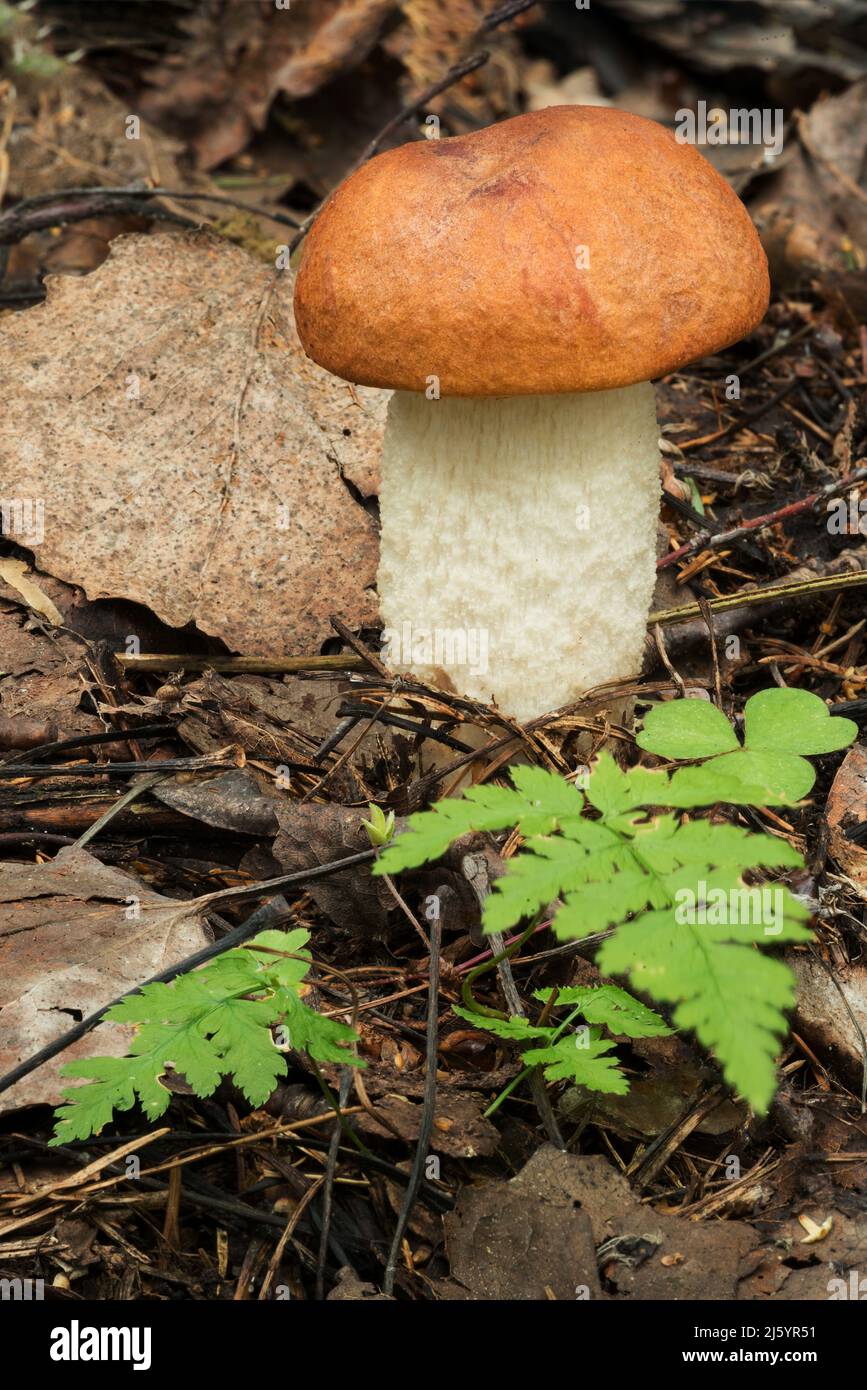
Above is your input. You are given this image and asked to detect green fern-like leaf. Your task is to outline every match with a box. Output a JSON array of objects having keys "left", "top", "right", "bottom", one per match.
[
  {"left": 50, "top": 928, "right": 361, "bottom": 1146},
  {"left": 534, "top": 984, "right": 672, "bottom": 1039},
  {"left": 374, "top": 764, "right": 585, "bottom": 873},
  {"left": 526, "top": 1031, "right": 632, "bottom": 1093},
  {"left": 379, "top": 736, "right": 825, "bottom": 1113},
  {"left": 485, "top": 794, "right": 811, "bottom": 1110},
  {"left": 453, "top": 985, "right": 669, "bottom": 1096},
  {"left": 598, "top": 908, "right": 810, "bottom": 1112}
]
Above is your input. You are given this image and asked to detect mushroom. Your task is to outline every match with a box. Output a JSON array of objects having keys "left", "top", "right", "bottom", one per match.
[{"left": 294, "top": 106, "right": 768, "bottom": 721}]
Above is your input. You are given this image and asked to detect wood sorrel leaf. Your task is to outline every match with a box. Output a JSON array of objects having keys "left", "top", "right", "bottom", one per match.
[
  {"left": 743, "top": 688, "right": 859, "bottom": 757},
  {"left": 636, "top": 699, "right": 739, "bottom": 760}
]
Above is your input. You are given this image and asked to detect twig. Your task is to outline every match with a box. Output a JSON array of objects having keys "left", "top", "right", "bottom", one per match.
[
  {"left": 337, "top": 702, "right": 475, "bottom": 753},
  {"left": 259, "top": 1175, "right": 324, "bottom": 1301},
  {"left": 354, "top": 52, "right": 489, "bottom": 171},
  {"left": 0, "top": 184, "right": 301, "bottom": 246},
  {"left": 301, "top": 688, "right": 398, "bottom": 802},
  {"left": 383, "top": 914, "right": 441, "bottom": 1296},
  {"left": 115, "top": 653, "right": 369, "bottom": 674},
  {"left": 462, "top": 853, "right": 564, "bottom": 1147},
  {"left": 329, "top": 615, "right": 392, "bottom": 681},
  {"left": 313, "top": 715, "right": 361, "bottom": 764},
  {"left": 649, "top": 570, "right": 867, "bottom": 627},
  {"left": 0, "top": 722, "right": 178, "bottom": 766},
  {"left": 628, "top": 1087, "right": 725, "bottom": 1190},
  {"left": 699, "top": 597, "right": 724, "bottom": 709},
  {"left": 316, "top": 1069, "right": 355, "bottom": 1299},
  {"left": 72, "top": 772, "right": 167, "bottom": 850},
  {"left": 653, "top": 625, "right": 686, "bottom": 697},
  {"left": 0, "top": 753, "right": 239, "bottom": 779},
  {"left": 381, "top": 870, "right": 431, "bottom": 952},
  {"left": 481, "top": 0, "right": 539, "bottom": 28},
  {"left": 679, "top": 378, "right": 797, "bottom": 450},
  {"left": 658, "top": 465, "right": 867, "bottom": 570},
  {"left": 0, "top": 191, "right": 198, "bottom": 245}
]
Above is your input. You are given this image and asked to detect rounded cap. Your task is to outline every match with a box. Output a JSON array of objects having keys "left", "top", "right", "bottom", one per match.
[{"left": 294, "top": 106, "right": 769, "bottom": 397}]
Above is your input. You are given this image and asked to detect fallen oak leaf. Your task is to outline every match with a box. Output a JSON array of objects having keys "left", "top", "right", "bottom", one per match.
[{"left": 0, "top": 229, "right": 386, "bottom": 656}]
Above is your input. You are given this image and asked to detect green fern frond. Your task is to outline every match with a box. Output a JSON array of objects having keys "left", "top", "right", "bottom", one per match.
[{"left": 50, "top": 928, "right": 361, "bottom": 1146}]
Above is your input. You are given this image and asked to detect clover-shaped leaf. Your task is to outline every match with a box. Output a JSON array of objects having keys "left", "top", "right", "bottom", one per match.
[
  {"left": 667, "top": 753, "right": 812, "bottom": 807},
  {"left": 638, "top": 687, "right": 857, "bottom": 806},
  {"left": 743, "top": 688, "right": 858, "bottom": 756},
  {"left": 636, "top": 698, "right": 738, "bottom": 760}
]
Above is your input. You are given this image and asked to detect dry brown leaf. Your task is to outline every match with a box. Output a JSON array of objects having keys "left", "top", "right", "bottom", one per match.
[
  {"left": 0, "top": 604, "right": 99, "bottom": 739},
  {"left": 0, "top": 229, "right": 386, "bottom": 656},
  {"left": 826, "top": 741, "right": 867, "bottom": 899},
  {"left": 140, "top": 0, "right": 395, "bottom": 169},
  {"left": 355, "top": 1091, "right": 498, "bottom": 1157},
  {"left": 273, "top": 801, "right": 395, "bottom": 933},
  {"left": 753, "top": 80, "right": 867, "bottom": 286},
  {"left": 789, "top": 951, "right": 867, "bottom": 1083},
  {"left": 0, "top": 559, "right": 63, "bottom": 627},
  {"left": 388, "top": 0, "right": 487, "bottom": 92},
  {"left": 0, "top": 847, "right": 209, "bottom": 1113}
]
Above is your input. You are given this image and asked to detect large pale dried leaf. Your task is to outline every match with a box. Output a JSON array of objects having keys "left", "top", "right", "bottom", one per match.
[
  {"left": 0, "top": 230, "right": 385, "bottom": 655},
  {"left": 0, "top": 848, "right": 209, "bottom": 1113}
]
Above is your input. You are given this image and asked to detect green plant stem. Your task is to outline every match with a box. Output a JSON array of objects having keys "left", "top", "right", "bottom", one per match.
[
  {"left": 482, "top": 1002, "right": 589, "bottom": 1119},
  {"left": 459, "top": 920, "right": 539, "bottom": 1019}
]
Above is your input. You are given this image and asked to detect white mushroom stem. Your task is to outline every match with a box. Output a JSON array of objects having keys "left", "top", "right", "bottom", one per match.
[{"left": 377, "top": 383, "right": 661, "bottom": 723}]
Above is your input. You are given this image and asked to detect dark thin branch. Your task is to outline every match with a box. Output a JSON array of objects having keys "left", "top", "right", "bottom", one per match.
[
  {"left": 0, "top": 185, "right": 301, "bottom": 248},
  {"left": 1, "top": 722, "right": 178, "bottom": 767},
  {"left": 0, "top": 755, "right": 236, "bottom": 778},
  {"left": 481, "top": 0, "right": 539, "bottom": 29},
  {"left": 316, "top": 1069, "right": 355, "bottom": 1299},
  {"left": 355, "top": 51, "right": 489, "bottom": 168},
  {"left": 383, "top": 915, "right": 440, "bottom": 1296},
  {"left": 0, "top": 192, "right": 198, "bottom": 245},
  {"left": 680, "top": 378, "right": 798, "bottom": 451},
  {"left": 337, "top": 702, "right": 475, "bottom": 753},
  {"left": 659, "top": 464, "right": 867, "bottom": 570}
]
